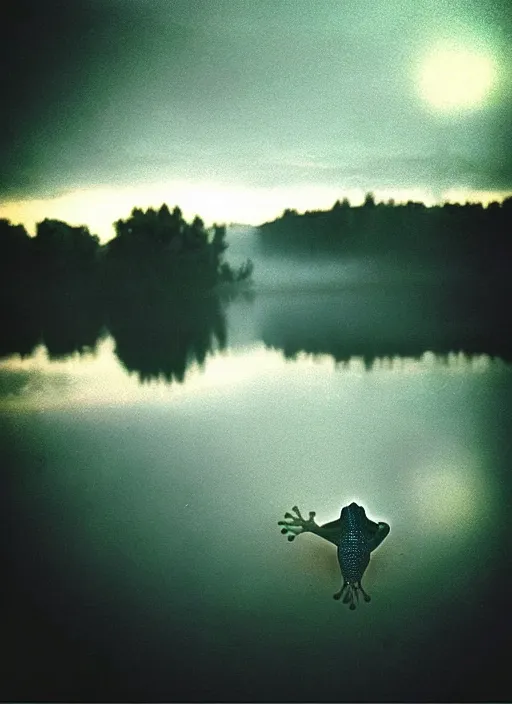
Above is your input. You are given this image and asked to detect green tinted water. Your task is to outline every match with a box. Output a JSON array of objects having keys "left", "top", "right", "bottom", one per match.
[{"left": 2, "top": 291, "right": 511, "bottom": 701}]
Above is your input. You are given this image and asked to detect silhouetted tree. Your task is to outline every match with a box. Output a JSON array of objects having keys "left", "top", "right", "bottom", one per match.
[
  {"left": 32, "top": 219, "right": 100, "bottom": 290},
  {"left": 103, "top": 205, "right": 252, "bottom": 303},
  {"left": 258, "top": 195, "right": 511, "bottom": 271},
  {"left": 363, "top": 192, "right": 376, "bottom": 208},
  {"left": 211, "top": 223, "right": 228, "bottom": 260},
  {"left": 0, "top": 219, "right": 41, "bottom": 358},
  {"left": 0, "top": 218, "right": 105, "bottom": 359},
  {"left": 0, "top": 219, "right": 32, "bottom": 296}
]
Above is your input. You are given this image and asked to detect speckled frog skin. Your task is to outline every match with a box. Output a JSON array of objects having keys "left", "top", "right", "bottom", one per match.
[{"left": 278, "top": 502, "right": 390, "bottom": 609}]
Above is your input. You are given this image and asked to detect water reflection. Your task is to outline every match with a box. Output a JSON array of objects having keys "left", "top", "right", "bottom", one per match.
[
  {"left": 107, "top": 295, "right": 227, "bottom": 383},
  {"left": 1, "top": 291, "right": 227, "bottom": 386},
  {"left": 0, "top": 333, "right": 507, "bottom": 411},
  {"left": 258, "top": 282, "right": 512, "bottom": 364},
  {"left": 40, "top": 292, "right": 105, "bottom": 359},
  {"left": 0, "top": 290, "right": 104, "bottom": 360},
  {"left": 2, "top": 339, "right": 511, "bottom": 701},
  {"left": 2, "top": 280, "right": 512, "bottom": 392},
  {"left": 2, "top": 281, "right": 512, "bottom": 700},
  {"left": 0, "top": 282, "right": 512, "bottom": 383}
]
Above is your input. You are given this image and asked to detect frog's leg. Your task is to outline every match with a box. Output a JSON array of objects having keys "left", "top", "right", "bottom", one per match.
[
  {"left": 357, "top": 581, "right": 371, "bottom": 602},
  {"left": 367, "top": 521, "right": 390, "bottom": 552},
  {"left": 333, "top": 580, "right": 371, "bottom": 608},
  {"left": 364, "top": 517, "right": 380, "bottom": 534},
  {"left": 333, "top": 581, "right": 349, "bottom": 601}
]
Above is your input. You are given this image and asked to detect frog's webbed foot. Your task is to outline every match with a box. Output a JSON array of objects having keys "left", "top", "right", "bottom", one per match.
[
  {"left": 333, "top": 581, "right": 371, "bottom": 609},
  {"left": 358, "top": 582, "right": 371, "bottom": 603},
  {"left": 278, "top": 505, "right": 318, "bottom": 542},
  {"left": 333, "top": 582, "right": 348, "bottom": 601}
]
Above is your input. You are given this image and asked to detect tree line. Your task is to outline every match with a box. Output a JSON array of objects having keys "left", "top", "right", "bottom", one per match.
[
  {"left": 0, "top": 204, "right": 253, "bottom": 308},
  {"left": 259, "top": 194, "right": 512, "bottom": 271}
]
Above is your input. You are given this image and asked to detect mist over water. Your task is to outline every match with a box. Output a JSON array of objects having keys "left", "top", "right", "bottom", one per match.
[
  {"left": 226, "top": 225, "right": 369, "bottom": 290},
  {"left": 225, "top": 225, "right": 512, "bottom": 362}
]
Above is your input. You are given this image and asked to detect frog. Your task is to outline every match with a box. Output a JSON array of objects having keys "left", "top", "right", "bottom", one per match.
[{"left": 278, "top": 502, "right": 390, "bottom": 610}]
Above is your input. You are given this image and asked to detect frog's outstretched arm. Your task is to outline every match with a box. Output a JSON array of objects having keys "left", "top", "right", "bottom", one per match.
[
  {"left": 278, "top": 505, "right": 342, "bottom": 546},
  {"left": 278, "top": 506, "right": 390, "bottom": 551}
]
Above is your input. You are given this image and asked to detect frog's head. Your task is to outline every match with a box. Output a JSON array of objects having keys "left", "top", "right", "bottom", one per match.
[{"left": 340, "top": 502, "right": 367, "bottom": 522}]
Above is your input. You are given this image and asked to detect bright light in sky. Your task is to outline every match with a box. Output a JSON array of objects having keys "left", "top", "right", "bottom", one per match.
[{"left": 418, "top": 46, "right": 496, "bottom": 111}]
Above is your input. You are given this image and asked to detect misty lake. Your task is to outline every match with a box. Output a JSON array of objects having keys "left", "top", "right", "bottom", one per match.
[{"left": 2, "top": 277, "right": 512, "bottom": 701}]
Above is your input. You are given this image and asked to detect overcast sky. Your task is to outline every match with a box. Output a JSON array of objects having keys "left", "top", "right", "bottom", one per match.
[{"left": 2, "top": 0, "right": 511, "bottom": 239}]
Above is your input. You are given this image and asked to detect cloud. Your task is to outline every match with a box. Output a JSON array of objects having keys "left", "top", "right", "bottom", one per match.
[
  {"left": 2, "top": 0, "right": 511, "bottom": 202},
  {"left": 226, "top": 148, "right": 512, "bottom": 194}
]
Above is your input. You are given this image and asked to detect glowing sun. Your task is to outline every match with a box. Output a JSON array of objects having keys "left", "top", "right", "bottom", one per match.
[{"left": 418, "top": 46, "right": 496, "bottom": 111}]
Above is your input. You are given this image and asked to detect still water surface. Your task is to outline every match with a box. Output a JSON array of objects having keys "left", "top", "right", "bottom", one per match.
[{"left": 2, "top": 287, "right": 511, "bottom": 701}]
